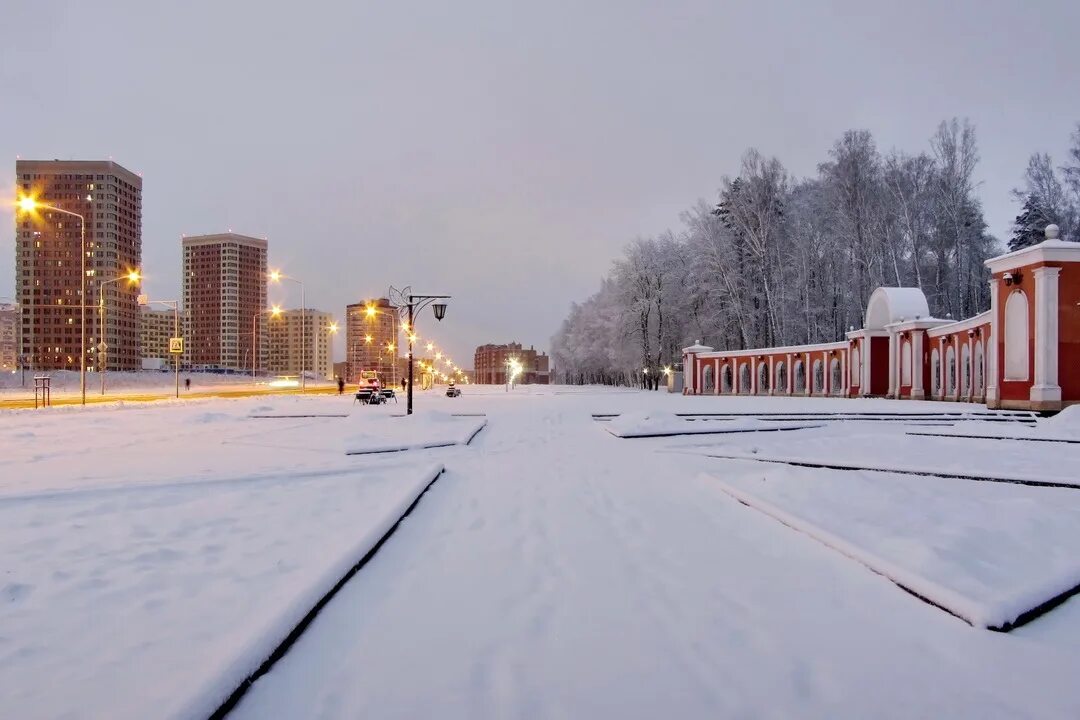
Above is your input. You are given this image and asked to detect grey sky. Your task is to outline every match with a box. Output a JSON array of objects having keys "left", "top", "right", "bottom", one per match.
[{"left": 3, "top": 0, "right": 1078, "bottom": 364}]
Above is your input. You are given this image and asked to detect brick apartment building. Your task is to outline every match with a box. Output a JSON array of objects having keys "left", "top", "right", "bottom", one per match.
[
  {"left": 473, "top": 342, "right": 551, "bottom": 384},
  {"left": 0, "top": 302, "right": 17, "bottom": 370},
  {"left": 345, "top": 298, "right": 399, "bottom": 385},
  {"left": 15, "top": 159, "right": 143, "bottom": 371},
  {"left": 182, "top": 233, "right": 267, "bottom": 371},
  {"left": 267, "top": 308, "right": 335, "bottom": 380}
]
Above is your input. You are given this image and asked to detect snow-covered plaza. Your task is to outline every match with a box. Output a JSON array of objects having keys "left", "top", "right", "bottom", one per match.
[{"left": 3, "top": 386, "right": 1080, "bottom": 719}]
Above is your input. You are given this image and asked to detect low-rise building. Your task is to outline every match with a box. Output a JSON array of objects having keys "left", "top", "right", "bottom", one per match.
[
  {"left": 140, "top": 307, "right": 175, "bottom": 366},
  {"left": 473, "top": 343, "right": 551, "bottom": 384},
  {"left": 0, "top": 302, "right": 18, "bottom": 371},
  {"left": 267, "top": 309, "right": 335, "bottom": 380}
]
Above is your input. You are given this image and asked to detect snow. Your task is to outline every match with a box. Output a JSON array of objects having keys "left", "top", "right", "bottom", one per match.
[
  {"left": 605, "top": 411, "right": 821, "bottom": 437},
  {"left": 672, "top": 421, "right": 1080, "bottom": 487},
  {"left": 4, "top": 387, "right": 1080, "bottom": 719},
  {"left": 2, "top": 461, "right": 443, "bottom": 720},
  {"left": 343, "top": 410, "right": 487, "bottom": 454},
  {"left": 704, "top": 465, "right": 1080, "bottom": 628}
]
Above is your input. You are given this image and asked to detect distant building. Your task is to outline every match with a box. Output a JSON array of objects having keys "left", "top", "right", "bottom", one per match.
[
  {"left": 182, "top": 233, "right": 267, "bottom": 371},
  {"left": 15, "top": 159, "right": 143, "bottom": 371},
  {"left": 345, "top": 298, "right": 399, "bottom": 385},
  {"left": 0, "top": 302, "right": 18, "bottom": 370},
  {"left": 139, "top": 307, "right": 174, "bottom": 364},
  {"left": 473, "top": 343, "right": 551, "bottom": 384},
  {"left": 267, "top": 308, "right": 335, "bottom": 380}
]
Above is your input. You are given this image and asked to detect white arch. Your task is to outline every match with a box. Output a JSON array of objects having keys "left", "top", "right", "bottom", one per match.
[
  {"left": 775, "top": 361, "right": 787, "bottom": 394},
  {"left": 864, "top": 288, "right": 931, "bottom": 331},
  {"left": 738, "top": 363, "right": 750, "bottom": 394},
  {"left": 961, "top": 343, "right": 972, "bottom": 398},
  {"left": 830, "top": 358, "right": 842, "bottom": 395},
  {"left": 794, "top": 360, "right": 806, "bottom": 393},
  {"left": 812, "top": 359, "right": 824, "bottom": 394},
  {"left": 702, "top": 364, "right": 715, "bottom": 393},
  {"left": 1004, "top": 290, "right": 1029, "bottom": 381},
  {"left": 974, "top": 340, "right": 985, "bottom": 396},
  {"left": 721, "top": 364, "right": 733, "bottom": 393},
  {"left": 757, "top": 362, "right": 770, "bottom": 394}
]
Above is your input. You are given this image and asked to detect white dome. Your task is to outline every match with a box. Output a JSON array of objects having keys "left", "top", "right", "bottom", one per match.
[{"left": 864, "top": 287, "right": 930, "bottom": 330}]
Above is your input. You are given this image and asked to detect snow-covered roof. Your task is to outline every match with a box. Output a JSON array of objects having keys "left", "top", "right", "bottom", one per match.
[
  {"left": 682, "top": 343, "right": 714, "bottom": 354},
  {"left": 863, "top": 287, "right": 931, "bottom": 331},
  {"left": 985, "top": 238, "right": 1080, "bottom": 274}
]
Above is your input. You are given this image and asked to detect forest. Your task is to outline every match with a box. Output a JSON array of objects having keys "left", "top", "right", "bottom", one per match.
[{"left": 551, "top": 121, "right": 1080, "bottom": 386}]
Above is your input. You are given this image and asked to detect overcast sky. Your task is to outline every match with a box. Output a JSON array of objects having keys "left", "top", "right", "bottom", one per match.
[{"left": 2, "top": 0, "right": 1078, "bottom": 364}]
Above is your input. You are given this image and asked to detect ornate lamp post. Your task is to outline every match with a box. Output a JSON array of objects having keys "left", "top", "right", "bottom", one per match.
[{"left": 390, "top": 286, "right": 449, "bottom": 415}]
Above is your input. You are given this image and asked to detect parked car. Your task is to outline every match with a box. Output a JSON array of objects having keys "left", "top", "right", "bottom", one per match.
[{"left": 355, "top": 372, "right": 385, "bottom": 404}]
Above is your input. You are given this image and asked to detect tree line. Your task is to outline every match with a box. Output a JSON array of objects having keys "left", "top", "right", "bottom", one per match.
[{"left": 552, "top": 120, "right": 1080, "bottom": 386}]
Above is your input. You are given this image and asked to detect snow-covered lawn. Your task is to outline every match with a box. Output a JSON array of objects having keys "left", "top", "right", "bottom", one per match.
[
  {"left": 603, "top": 411, "right": 822, "bottom": 437},
  {"left": 669, "top": 419, "right": 1080, "bottom": 487},
  {"left": 4, "top": 387, "right": 1080, "bottom": 719},
  {"left": 702, "top": 464, "right": 1080, "bottom": 628},
  {"left": 2, "top": 462, "right": 442, "bottom": 720}
]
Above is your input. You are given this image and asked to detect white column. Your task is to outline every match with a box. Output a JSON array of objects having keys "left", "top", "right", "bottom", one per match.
[
  {"left": 822, "top": 353, "right": 830, "bottom": 396},
  {"left": 750, "top": 357, "right": 757, "bottom": 395},
  {"left": 768, "top": 356, "right": 775, "bottom": 395},
  {"left": 1031, "top": 266, "right": 1062, "bottom": 404},
  {"left": 861, "top": 337, "right": 872, "bottom": 396},
  {"left": 911, "top": 331, "right": 925, "bottom": 399},
  {"left": 804, "top": 352, "right": 812, "bottom": 396},
  {"left": 714, "top": 358, "right": 720, "bottom": 396},
  {"left": 986, "top": 279, "right": 1000, "bottom": 406},
  {"left": 786, "top": 353, "right": 793, "bottom": 394}
]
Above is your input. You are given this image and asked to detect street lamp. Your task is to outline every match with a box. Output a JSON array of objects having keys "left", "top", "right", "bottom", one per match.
[
  {"left": 98, "top": 270, "right": 141, "bottom": 394},
  {"left": 17, "top": 196, "right": 89, "bottom": 405},
  {"left": 269, "top": 270, "right": 306, "bottom": 390},
  {"left": 389, "top": 286, "right": 451, "bottom": 415}
]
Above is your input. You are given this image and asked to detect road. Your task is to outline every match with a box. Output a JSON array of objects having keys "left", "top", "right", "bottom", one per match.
[{"left": 0, "top": 382, "right": 340, "bottom": 409}]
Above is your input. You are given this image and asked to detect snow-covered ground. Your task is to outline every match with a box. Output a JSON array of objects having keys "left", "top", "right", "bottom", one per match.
[{"left": 3, "top": 387, "right": 1080, "bottom": 718}]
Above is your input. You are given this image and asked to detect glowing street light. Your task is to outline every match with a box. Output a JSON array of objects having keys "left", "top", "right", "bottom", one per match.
[
  {"left": 98, "top": 269, "right": 141, "bottom": 394},
  {"left": 269, "top": 270, "right": 306, "bottom": 390},
  {"left": 506, "top": 357, "right": 524, "bottom": 391}
]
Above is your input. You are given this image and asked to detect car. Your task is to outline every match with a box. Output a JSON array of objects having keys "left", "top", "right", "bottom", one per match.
[{"left": 354, "top": 372, "right": 386, "bottom": 405}]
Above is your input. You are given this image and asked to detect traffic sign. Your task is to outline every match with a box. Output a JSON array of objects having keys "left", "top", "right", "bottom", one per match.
[{"left": 169, "top": 337, "right": 184, "bottom": 354}]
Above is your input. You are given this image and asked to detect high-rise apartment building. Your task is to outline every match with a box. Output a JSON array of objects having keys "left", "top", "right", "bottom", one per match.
[
  {"left": 474, "top": 342, "right": 551, "bottom": 384},
  {"left": 0, "top": 302, "right": 18, "bottom": 370},
  {"left": 267, "top": 309, "right": 335, "bottom": 380},
  {"left": 14, "top": 160, "right": 143, "bottom": 371},
  {"left": 345, "top": 298, "right": 399, "bottom": 385},
  {"left": 139, "top": 307, "right": 175, "bottom": 365},
  {"left": 182, "top": 233, "right": 267, "bottom": 371}
]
